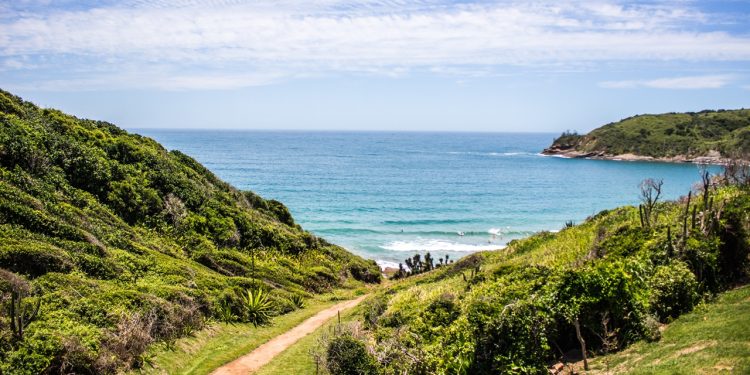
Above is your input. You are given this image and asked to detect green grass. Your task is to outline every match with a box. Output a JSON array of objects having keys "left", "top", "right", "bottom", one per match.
[
  {"left": 138, "top": 288, "right": 365, "bottom": 375},
  {"left": 589, "top": 285, "right": 750, "bottom": 374}
]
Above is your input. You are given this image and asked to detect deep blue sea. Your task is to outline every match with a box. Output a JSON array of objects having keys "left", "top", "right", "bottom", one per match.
[{"left": 136, "top": 130, "right": 719, "bottom": 268}]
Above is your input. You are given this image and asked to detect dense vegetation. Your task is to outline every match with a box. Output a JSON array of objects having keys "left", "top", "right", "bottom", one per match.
[
  {"left": 320, "top": 171, "right": 750, "bottom": 374},
  {"left": 545, "top": 109, "right": 750, "bottom": 159},
  {"left": 0, "top": 89, "right": 380, "bottom": 373}
]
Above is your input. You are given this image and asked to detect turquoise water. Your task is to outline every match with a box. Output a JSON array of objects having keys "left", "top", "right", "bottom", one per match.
[{"left": 137, "top": 130, "right": 719, "bottom": 268}]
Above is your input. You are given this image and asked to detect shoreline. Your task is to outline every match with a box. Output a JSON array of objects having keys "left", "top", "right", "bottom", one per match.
[{"left": 541, "top": 148, "right": 735, "bottom": 165}]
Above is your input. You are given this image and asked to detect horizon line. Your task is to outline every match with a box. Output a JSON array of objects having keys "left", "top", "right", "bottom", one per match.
[{"left": 126, "top": 127, "right": 564, "bottom": 134}]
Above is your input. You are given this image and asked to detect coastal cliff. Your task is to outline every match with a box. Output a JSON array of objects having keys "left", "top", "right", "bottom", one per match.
[{"left": 543, "top": 109, "right": 750, "bottom": 163}]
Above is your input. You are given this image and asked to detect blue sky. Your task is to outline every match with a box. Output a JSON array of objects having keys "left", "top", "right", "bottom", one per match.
[{"left": 1, "top": 0, "right": 749, "bottom": 132}]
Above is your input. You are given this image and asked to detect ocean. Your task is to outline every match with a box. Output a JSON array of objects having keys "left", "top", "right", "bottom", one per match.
[{"left": 136, "top": 130, "right": 720, "bottom": 268}]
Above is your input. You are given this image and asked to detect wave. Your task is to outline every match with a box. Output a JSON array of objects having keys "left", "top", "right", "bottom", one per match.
[
  {"left": 537, "top": 153, "right": 569, "bottom": 159},
  {"left": 317, "top": 228, "right": 465, "bottom": 236},
  {"left": 380, "top": 239, "right": 505, "bottom": 252},
  {"left": 446, "top": 151, "right": 535, "bottom": 157},
  {"left": 314, "top": 227, "right": 535, "bottom": 237},
  {"left": 375, "top": 259, "right": 401, "bottom": 270},
  {"left": 382, "top": 218, "right": 482, "bottom": 225}
]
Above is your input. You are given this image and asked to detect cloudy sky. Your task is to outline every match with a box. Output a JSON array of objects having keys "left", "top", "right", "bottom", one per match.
[{"left": 1, "top": 0, "right": 749, "bottom": 131}]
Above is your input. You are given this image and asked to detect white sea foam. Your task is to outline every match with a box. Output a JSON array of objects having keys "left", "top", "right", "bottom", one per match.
[
  {"left": 376, "top": 259, "right": 401, "bottom": 270},
  {"left": 448, "top": 151, "right": 532, "bottom": 157},
  {"left": 380, "top": 239, "right": 504, "bottom": 252}
]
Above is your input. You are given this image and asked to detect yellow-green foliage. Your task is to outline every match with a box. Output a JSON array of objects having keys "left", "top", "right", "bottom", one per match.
[{"left": 0, "top": 89, "right": 380, "bottom": 373}]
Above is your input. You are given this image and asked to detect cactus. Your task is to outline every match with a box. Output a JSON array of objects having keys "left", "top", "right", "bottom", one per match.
[
  {"left": 691, "top": 205, "right": 697, "bottom": 230},
  {"left": 666, "top": 227, "right": 674, "bottom": 258},
  {"left": 682, "top": 191, "right": 691, "bottom": 246}
]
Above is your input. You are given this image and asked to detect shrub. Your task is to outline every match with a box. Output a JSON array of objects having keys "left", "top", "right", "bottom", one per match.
[
  {"left": 649, "top": 261, "right": 699, "bottom": 321},
  {"left": 422, "top": 293, "right": 459, "bottom": 328},
  {"left": 349, "top": 260, "right": 382, "bottom": 283},
  {"left": 326, "top": 335, "right": 379, "bottom": 375},
  {"left": 0, "top": 243, "right": 73, "bottom": 278}
]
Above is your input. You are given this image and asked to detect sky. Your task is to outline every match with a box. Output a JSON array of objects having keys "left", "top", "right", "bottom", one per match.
[{"left": 1, "top": 0, "right": 749, "bottom": 132}]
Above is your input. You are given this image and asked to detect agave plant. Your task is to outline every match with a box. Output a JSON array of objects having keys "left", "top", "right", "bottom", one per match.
[
  {"left": 217, "top": 301, "right": 237, "bottom": 323},
  {"left": 242, "top": 288, "right": 274, "bottom": 326},
  {"left": 290, "top": 294, "right": 305, "bottom": 309}
]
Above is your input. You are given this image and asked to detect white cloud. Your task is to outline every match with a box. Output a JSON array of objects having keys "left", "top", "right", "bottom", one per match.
[
  {"left": 599, "top": 74, "right": 736, "bottom": 89},
  {"left": 1, "top": 0, "right": 749, "bottom": 90}
]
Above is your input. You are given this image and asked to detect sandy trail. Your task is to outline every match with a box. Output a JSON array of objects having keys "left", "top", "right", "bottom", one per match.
[{"left": 210, "top": 295, "right": 368, "bottom": 375}]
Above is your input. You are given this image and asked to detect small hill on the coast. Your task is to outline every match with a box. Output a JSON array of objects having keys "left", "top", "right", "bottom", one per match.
[
  {"left": 0, "top": 89, "right": 379, "bottom": 373},
  {"left": 543, "top": 109, "right": 750, "bottom": 162}
]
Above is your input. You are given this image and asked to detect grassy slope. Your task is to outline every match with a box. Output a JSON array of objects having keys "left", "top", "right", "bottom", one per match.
[
  {"left": 0, "top": 89, "right": 380, "bottom": 373},
  {"left": 589, "top": 285, "right": 750, "bottom": 374},
  {"left": 549, "top": 109, "right": 750, "bottom": 158}
]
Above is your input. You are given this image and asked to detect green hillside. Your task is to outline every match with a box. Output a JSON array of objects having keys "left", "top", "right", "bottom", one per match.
[
  {"left": 588, "top": 284, "right": 750, "bottom": 374},
  {"left": 0, "top": 89, "right": 380, "bottom": 373},
  {"left": 313, "top": 178, "right": 750, "bottom": 374},
  {"left": 543, "top": 109, "right": 750, "bottom": 161}
]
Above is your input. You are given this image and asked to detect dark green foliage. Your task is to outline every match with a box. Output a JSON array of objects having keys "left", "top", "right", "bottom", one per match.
[
  {"left": 551, "top": 130, "right": 582, "bottom": 150},
  {"left": 422, "top": 293, "right": 459, "bottom": 328},
  {"left": 326, "top": 335, "right": 380, "bottom": 375},
  {"left": 649, "top": 261, "right": 699, "bottom": 321},
  {"left": 349, "top": 260, "right": 382, "bottom": 283},
  {"left": 466, "top": 277, "right": 555, "bottom": 373},
  {"left": 0, "top": 89, "right": 380, "bottom": 372}
]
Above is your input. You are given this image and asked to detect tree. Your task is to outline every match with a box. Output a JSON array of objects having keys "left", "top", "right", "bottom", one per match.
[
  {"left": 639, "top": 178, "right": 663, "bottom": 228},
  {"left": 0, "top": 269, "right": 40, "bottom": 342},
  {"left": 412, "top": 254, "right": 422, "bottom": 274},
  {"left": 424, "top": 252, "right": 434, "bottom": 271}
]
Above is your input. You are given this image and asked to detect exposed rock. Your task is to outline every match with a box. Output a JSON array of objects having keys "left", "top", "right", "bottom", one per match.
[{"left": 541, "top": 147, "right": 732, "bottom": 165}]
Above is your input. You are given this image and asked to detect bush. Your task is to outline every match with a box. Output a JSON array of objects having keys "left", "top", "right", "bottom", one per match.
[
  {"left": 649, "top": 261, "right": 699, "bottom": 321},
  {"left": 464, "top": 275, "right": 556, "bottom": 373},
  {"left": 0, "top": 243, "right": 73, "bottom": 278},
  {"left": 422, "top": 293, "right": 459, "bottom": 328},
  {"left": 326, "top": 335, "right": 379, "bottom": 375}
]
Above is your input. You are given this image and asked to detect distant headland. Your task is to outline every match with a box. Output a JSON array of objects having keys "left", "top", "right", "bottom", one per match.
[{"left": 542, "top": 109, "right": 750, "bottom": 164}]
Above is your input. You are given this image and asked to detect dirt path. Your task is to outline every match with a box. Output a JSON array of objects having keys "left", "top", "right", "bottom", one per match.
[{"left": 210, "top": 295, "right": 368, "bottom": 375}]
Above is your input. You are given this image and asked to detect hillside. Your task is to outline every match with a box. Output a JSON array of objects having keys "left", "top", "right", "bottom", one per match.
[
  {"left": 542, "top": 109, "right": 750, "bottom": 163},
  {"left": 588, "top": 284, "right": 750, "bottom": 374},
  {"left": 310, "top": 177, "right": 750, "bottom": 374},
  {"left": 0, "top": 89, "right": 380, "bottom": 373}
]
